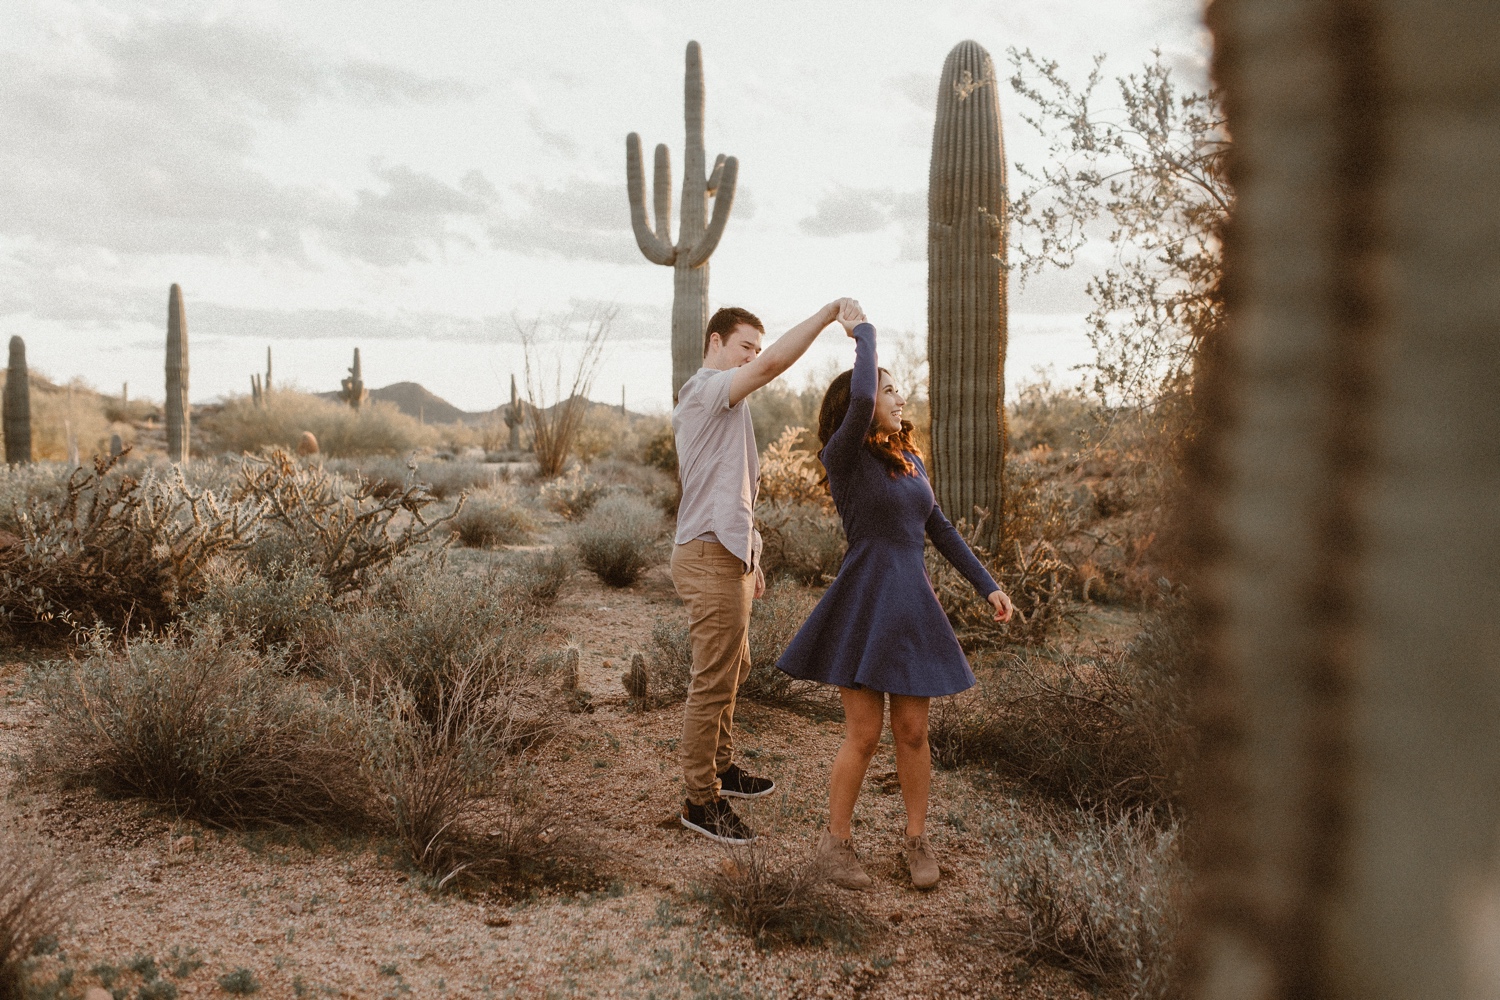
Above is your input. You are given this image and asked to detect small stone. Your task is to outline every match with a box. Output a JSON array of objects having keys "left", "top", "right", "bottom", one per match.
[
  {"left": 483, "top": 912, "right": 512, "bottom": 928},
  {"left": 296, "top": 430, "right": 319, "bottom": 455},
  {"left": 85, "top": 988, "right": 112, "bottom": 1000}
]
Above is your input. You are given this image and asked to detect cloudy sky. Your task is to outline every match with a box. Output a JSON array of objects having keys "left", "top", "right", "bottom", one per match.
[{"left": 1, "top": 0, "right": 1210, "bottom": 414}]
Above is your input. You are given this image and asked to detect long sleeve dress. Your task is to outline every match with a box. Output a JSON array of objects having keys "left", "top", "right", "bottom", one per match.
[{"left": 774, "top": 323, "right": 998, "bottom": 697}]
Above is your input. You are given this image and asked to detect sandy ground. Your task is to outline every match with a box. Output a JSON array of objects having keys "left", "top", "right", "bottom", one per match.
[{"left": 0, "top": 548, "right": 1118, "bottom": 1000}]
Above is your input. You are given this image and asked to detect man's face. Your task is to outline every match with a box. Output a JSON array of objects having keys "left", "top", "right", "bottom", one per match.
[{"left": 709, "top": 323, "right": 763, "bottom": 369}]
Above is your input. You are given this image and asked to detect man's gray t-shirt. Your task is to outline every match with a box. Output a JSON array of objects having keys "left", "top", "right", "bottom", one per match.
[{"left": 672, "top": 366, "right": 762, "bottom": 570}]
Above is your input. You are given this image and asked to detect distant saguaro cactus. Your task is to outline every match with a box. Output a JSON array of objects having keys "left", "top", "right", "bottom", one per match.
[
  {"left": 265, "top": 346, "right": 273, "bottom": 394},
  {"left": 251, "top": 373, "right": 264, "bottom": 407},
  {"left": 626, "top": 41, "right": 740, "bottom": 401},
  {"left": 928, "top": 40, "right": 1007, "bottom": 549},
  {"left": 4, "top": 336, "right": 32, "bottom": 465},
  {"left": 340, "top": 348, "right": 367, "bottom": 410},
  {"left": 505, "top": 373, "right": 522, "bottom": 451},
  {"left": 165, "top": 283, "right": 190, "bottom": 464}
]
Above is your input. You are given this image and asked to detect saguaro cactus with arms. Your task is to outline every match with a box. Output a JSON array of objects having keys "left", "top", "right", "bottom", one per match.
[{"left": 626, "top": 40, "right": 740, "bottom": 401}]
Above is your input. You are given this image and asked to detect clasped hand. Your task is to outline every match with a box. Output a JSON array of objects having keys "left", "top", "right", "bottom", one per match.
[{"left": 831, "top": 297, "right": 866, "bottom": 335}]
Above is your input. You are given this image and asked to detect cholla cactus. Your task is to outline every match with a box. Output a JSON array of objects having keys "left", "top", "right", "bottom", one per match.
[
  {"left": 928, "top": 40, "right": 1007, "bottom": 548},
  {"left": 340, "top": 348, "right": 368, "bottom": 410},
  {"left": 560, "top": 646, "right": 581, "bottom": 692},
  {"left": 165, "top": 283, "right": 190, "bottom": 464},
  {"left": 626, "top": 41, "right": 740, "bottom": 401},
  {"left": 4, "top": 336, "right": 31, "bottom": 465}
]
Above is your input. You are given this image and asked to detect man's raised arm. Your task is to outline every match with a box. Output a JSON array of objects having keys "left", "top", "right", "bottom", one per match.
[{"left": 728, "top": 299, "right": 853, "bottom": 406}]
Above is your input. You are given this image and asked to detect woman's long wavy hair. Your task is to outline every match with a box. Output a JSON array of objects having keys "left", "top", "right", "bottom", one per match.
[{"left": 817, "top": 367, "right": 920, "bottom": 480}]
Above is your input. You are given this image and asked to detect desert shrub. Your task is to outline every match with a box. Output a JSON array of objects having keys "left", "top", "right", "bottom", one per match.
[
  {"left": 756, "top": 426, "right": 827, "bottom": 506},
  {"left": 0, "top": 464, "right": 71, "bottom": 534},
  {"left": 234, "top": 449, "right": 457, "bottom": 597},
  {"left": 372, "top": 674, "right": 595, "bottom": 896},
  {"left": 750, "top": 382, "right": 822, "bottom": 453},
  {"left": 571, "top": 494, "right": 663, "bottom": 587},
  {"left": 641, "top": 424, "right": 678, "bottom": 474},
  {"left": 756, "top": 501, "right": 845, "bottom": 585},
  {"left": 539, "top": 466, "right": 608, "bottom": 520},
  {"left": 694, "top": 834, "right": 873, "bottom": 948},
  {"left": 504, "top": 548, "right": 575, "bottom": 608},
  {"left": 201, "top": 393, "right": 438, "bottom": 457},
  {"left": 646, "top": 585, "right": 833, "bottom": 711},
  {"left": 32, "top": 623, "right": 371, "bottom": 826},
  {"left": 929, "top": 599, "right": 1195, "bottom": 812},
  {"left": 926, "top": 512, "right": 1075, "bottom": 650},
  {"left": 573, "top": 407, "right": 640, "bottom": 463},
  {"left": 315, "top": 567, "right": 549, "bottom": 734},
  {"left": 411, "top": 460, "right": 500, "bottom": 501},
  {"left": 217, "top": 968, "right": 259, "bottom": 994},
  {"left": 982, "top": 803, "right": 1183, "bottom": 998},
  {"left": 446, "top": 491, "right": 535, "bottom": 548},
  {"left": 1007, "top": 376, "right": 1098, "bottom": 452},
  {"left": 186, "top": 560, "right": 336, "bottom": 661},
  {"left": 587, "top": 457, "right": 677, "bottom": 508},
  {"left": 0, "top": 455, "right": 263, "bottom": 638},
  {"left": 0, "top": 842, "right": 66, "bottom": 1000},
  {"left": 5, "top": 373, "right": 115, "bottom": 464}
]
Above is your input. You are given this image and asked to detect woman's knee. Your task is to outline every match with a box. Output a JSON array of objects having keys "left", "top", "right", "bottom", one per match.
[
  {"left": 889, "top": 699, "right": 931, "bottom": 751},
  {"left": 842, "top": 725, "right": 882, "bottom": 760}
]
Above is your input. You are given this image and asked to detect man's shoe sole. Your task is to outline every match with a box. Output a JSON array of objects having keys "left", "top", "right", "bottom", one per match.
[
  {"left": 717, "top": 781, "right": 776, "bottom": 800},
  {"left": 680, "top": 815, "right": 757, "bottom": 845}
]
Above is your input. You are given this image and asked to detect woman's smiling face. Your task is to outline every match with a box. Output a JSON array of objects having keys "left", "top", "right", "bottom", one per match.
[{"left": 873, "top": 370, "right": 906, "bottom": 436}]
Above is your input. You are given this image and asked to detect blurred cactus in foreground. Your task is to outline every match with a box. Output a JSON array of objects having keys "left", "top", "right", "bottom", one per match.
[
  {"left": 165, "top": 283, "right": 190, "bottom": 464},
  {"left": 340, "top": 348, "right": 368, "bottom": 411},
  {"left": 4, "top": 335, "right": 32, "bottom": 465},
  {"left": 626, "top": 41, "right": 740, "bottom": 401},
  {"left": 928, "top": 40, "right": 1007, "bottom": 549}
]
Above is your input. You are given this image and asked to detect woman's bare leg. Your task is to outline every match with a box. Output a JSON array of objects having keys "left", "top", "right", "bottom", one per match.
[
  {"left": 889, "top": 695, "right": 932, "bottom": 838},
  {"left": 828, "top": 687, "right": 886, "bottom": 839}
]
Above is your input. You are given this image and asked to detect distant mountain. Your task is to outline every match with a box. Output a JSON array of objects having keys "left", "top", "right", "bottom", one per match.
[{"left": 317, "top": 382, "right": 642, "bottom": 425}]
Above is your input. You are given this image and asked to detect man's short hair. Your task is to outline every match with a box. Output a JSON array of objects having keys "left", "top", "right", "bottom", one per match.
[{"left": 703, "top": 307, "right": 765, "bottom": 355}]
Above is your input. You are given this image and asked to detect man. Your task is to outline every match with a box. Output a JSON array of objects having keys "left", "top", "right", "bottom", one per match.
[{"left": 671, "top": 299, "right": 859, "bottom": 843}]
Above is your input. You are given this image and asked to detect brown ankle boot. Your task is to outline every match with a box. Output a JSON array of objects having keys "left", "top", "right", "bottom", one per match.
[
  {"left": 905, "top": 832, "right": 939, "bottom": 889},
  {"left": 816, "top": 829, "right": 874, "bottom": 890}
]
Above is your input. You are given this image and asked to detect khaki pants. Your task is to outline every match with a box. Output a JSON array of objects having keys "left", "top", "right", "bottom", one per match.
[{"left": 670, "top": 539, "right": 755, "bottom": 805}]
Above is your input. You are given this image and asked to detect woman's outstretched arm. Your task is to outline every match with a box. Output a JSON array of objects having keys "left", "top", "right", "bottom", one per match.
[
  {"left": 822, "top": 322, "right": 878, "bottom": 475},
  {"left": 924, "top": 503, "right": 1001, "bottom": 599}
]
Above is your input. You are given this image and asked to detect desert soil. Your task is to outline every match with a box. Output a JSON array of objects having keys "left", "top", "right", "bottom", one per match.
[{"left": 0, "top": 537, "right": 1125, "bottom": 1000}]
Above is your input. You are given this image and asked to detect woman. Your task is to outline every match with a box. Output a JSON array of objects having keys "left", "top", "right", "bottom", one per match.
[{"left": 776, "top": 307, "right": 1012, "bottom": 891}]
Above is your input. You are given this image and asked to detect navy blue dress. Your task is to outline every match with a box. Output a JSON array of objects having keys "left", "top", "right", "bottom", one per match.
[{"left": 775, "top": 324, "right": 999, "bottom": 697}]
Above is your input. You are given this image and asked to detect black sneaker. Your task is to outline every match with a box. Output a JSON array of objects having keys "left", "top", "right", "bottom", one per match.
[
  {"left": 681, "top": 798, "right": 757, "bottom": 845},
  {"left": 717, "top": 763, "right": 776, "bottom": 799}
]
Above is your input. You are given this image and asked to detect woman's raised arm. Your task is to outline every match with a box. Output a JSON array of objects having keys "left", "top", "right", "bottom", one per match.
[{"left": 822, "top": 322, "right": 878, "bottom": 474}]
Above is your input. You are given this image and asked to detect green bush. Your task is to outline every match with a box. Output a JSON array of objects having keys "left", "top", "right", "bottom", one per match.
[
  {"left": 314, "top": 568, "right": 548, "bottom": 734},
  {"left": 539, "top": 467, "right": 608, "bottom": 521},
  {"left": 981, "top": 803, "right": 1183, "bottom": 998},
  {"left": 216, "top": 967, "right": 260, "bottom": 994},
  {"left": 33, "top": 623, "right": 371, "bottom": 827},
  {"left": 755, "top": 501, "right": 845, "bottom": 585},
  {"left": 570, "top": 494, "right": 663, "bottom": 587},
  {"left": 505, "top": 548, "right": 575, "bottom": 608},
  {"left": 929, "top": 599, "right": 1195, "bottom": 812},
  {"left": 446, "top": 491, "right": 535, "bottom": 548},
  {"left": 187, "top": 560, "right": 335, "bottom": 660}
]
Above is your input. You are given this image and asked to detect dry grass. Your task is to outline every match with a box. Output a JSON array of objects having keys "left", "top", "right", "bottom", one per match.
[
  {"left": 0, "top": 842, "right": 67, "bottom": 1000},
  {"left": 373, "top": 668, "right": 594, "bottom": 896},
  {"left": 32, "top": 623, "right": 372, "bottom": 827},
  {"left": 981, "top": 803, "right": 1183, "bottom": 998},
  {"left": 930, "top": 601, "right": 1195, "bottom": 812},
  {"left": 694, "top": 822, "right": 873, "bottom": 948},
  {"left": 186, "top": 559, "right": 336, "bottom": 662},
  {"left": 503, "top": 548, "right": 575, "bottom": 609},
  {"left": 570, "top": 493, "right": 664, "bottom": 587},
  {"left": 201, "top": 392, "right": 440, "bottom": 457}
]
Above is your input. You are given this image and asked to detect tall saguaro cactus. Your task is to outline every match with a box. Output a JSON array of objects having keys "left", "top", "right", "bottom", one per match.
[
  {"left": 928, "top": 41, "right": 1008, "bottom": 549},
  {"left": 1184, "top": 1, "right": 1500, "bottom": 997},
  {"left": 4, "top": 336, "right": 31, "bottom": 465},
  {"left": 626, "top": 41, "right": 740, "bottom": 401},
  {"left": 165, "top": 283, "right": 190, "bottom": 464}
]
